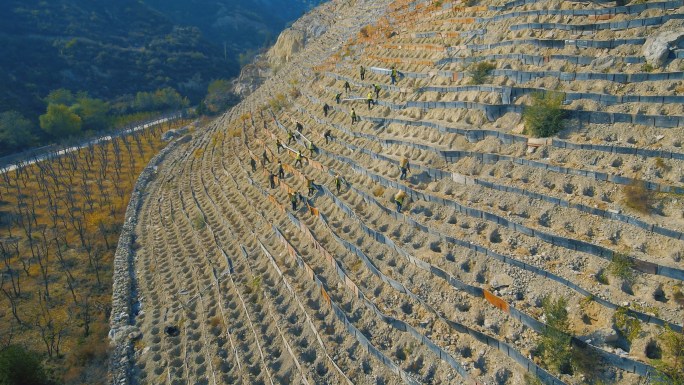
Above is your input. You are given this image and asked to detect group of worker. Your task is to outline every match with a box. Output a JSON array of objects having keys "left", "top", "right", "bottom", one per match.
[{"left": 262, "top": 64, "right": 409, "bottom": 214}]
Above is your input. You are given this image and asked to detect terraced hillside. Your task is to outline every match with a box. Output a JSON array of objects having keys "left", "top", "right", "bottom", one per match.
[{"left": 114, "top": 0, "right": 684, "bottom": 384}]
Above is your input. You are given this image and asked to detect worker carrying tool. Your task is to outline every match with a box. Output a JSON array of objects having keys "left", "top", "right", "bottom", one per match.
[
  {"left": 278, "top": 161, "right": 285, "bottom": 179},
  {"left": 399, "top": 156, "right": 410, "bottom": 180},
  {"left": 394, "top": 190, "right": 407, "bottom": 212},
  {"left": 307, "top": 177, "right": 316, "bottom": 196},
  {"left": 289, "top": 191, "right": 299, "bottom": 210},
  {"left": 334, "top": 173, "right": 343, "bottom": 193}
]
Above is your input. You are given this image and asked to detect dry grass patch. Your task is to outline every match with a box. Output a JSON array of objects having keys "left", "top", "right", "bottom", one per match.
[{"left": 622, "top": 180, "right": 653, "bottom": 214}]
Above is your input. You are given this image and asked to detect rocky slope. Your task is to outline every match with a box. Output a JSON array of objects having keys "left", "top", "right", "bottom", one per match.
[{"left": 117, "top": 0, "right": 684, "bottom": 384}]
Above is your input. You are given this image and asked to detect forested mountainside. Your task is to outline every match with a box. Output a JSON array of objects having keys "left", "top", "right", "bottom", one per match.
[
  {"left": 0, "top": 0, "right": 324, "bottom": 120},
  {"left": 144, "top": 0, "right": 325, "bottom": 63}
]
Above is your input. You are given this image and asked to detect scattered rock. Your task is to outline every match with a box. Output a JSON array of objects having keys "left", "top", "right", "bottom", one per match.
[
  {"left": 642, "top": 30, "right": 684, "bottom": 68},
  {"left": 591, "top": 56, "right": 615, "bottom": 72},
  {"left": 490, "top": 274, "right": 513, "bottom": 290}
]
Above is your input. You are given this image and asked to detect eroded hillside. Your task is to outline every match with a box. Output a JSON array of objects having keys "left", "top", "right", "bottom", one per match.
[{"left": 116, "top": 0, "right": 684, "bottom": 384}]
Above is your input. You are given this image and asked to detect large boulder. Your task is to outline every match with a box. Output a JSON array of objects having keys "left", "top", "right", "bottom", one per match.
[
  {"left": 642, "top": 30, "right": 684, "bottom": 68},
  {"left": 268, "top": 28, "right": 306, "bottom": 66}
]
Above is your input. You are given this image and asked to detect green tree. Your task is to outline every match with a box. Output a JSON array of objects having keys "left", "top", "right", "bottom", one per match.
[
  {"left": 523, "top": 92, "right": 566, "bottom": 138},
  {"left": 537, "top": 295, "right": 573, "bottom": 374},
  {"left": 653, "top": 327, "right": 684, "bottom": 385},
  {"left": 39, "top": 104, "right": 82, "bottom": 137},
  {"left": 153, "top": 87, "right": 188, "bottom": 110},
  {"left": 44, "top": 89, "right": 75, "bottom": 106},
  {"left": 204, "top": 79, "right": 237, "bottom": 114},
  {"left": 0, "top": 345, "right": 50, "bottom": 385},
  {"left": 468, "top": 61, "right": 496, "bottom": 85},
  {"left": 71, "top": 97, "right": 110, "bottom": 131},
  {"left": 133, "top": 91, "right": 155, "bottom": 111},
  {"left": 0, "top": 111, "right": 35, "bottom": 152}
]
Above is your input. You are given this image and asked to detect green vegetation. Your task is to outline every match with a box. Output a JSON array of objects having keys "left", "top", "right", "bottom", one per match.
[
  {"left": 652, "top": 327, "right": 684, "bottom": 385},
  {"left": 468, "top": 61, "right": 496, "bottom": 85},
  {"left": 268, "top": 93, "right": 289, "bottom": 112},
  {"left": 608, "top": 253, "right": 636, "bottom": 284},
  {"left": 613, "top": 307, "right": 642, "bottom": 343},
  {"left": 39, "top": 104, "right": 83, "bottom": 138},
  {"left": 537, "top": 295, "right": 573, "bottom": 374},
  {"left": 0, "top": 111, "right": 35, "bottom": 153},
  {"left": 622, "top": 180, "right": 653, "bottom": 214},
  {"left": 523, "top": 92, "right": 566, "bottom": 138},
  {"left": 203, "top": 80, "right": 239, "bottom": 115},
  {"left": 193, "top": 214, "right": 206, "bottom": 230},
  {"left": 0, "top": 346, "right": 52, "bottom": 385},
  {"left": 596, "top": 269, "right": 610, "bottom": 285}
]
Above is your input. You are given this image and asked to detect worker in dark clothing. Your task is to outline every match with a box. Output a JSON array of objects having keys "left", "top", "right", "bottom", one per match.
[
  {"left": 344, "top": 80, "right": 351, "bottom": 93},
  {"left": 269, "top": 172, "right": 276, "bottom": 189},
  {"left": 394, "top": 191, "right": 406, "bottom": 212},
  {"left": 276, "top": 138, "right": 283, "bottom": 154},
  {"left": 390, "top": 66, "right": 398, "bottom": 85},
  {"left": 250, "top": 157, "right": 257, "bottom": 172},
  {"left": 334, "top": 173, "right": 342, "bottom": 193},
  {"left": 262, "top": 150, "right": 270, "bottom": 164},
  {"left": 307, "top": 177, "right": 316, "bottom": 196},
  {"left": 366, "top": 91, "right": 374, "bottom": 110},
  {"left": 290, "top": 192, "right": 298, "bottom": 211},
  {"left": 324, "top": 129, "right": 333, "bottom": 144},
  {"left": 360, "top": 65, "right": 366, "bottom": 80},
  {"left": 287, "top": 130, "right": 295, "bottom": 145},
  {"left": 294, "top": 151, "right": 303, "bottom": 168},
  {"left": 323, "top": 103, "right": 330, "bottom": 117},
  {"left": 308, "top": 141, "right": 316, "bottom": 157},
  {"left": 374, "top": 84, "right": 381, "bottom": 99},
  {"left": 278, "top": 161, "right": 285, "bottom": 179},
  {"left": 351, "top": 108, "right": 357, "bottom": 125},
  {"left": 296, "top": 121, "right": 304, "bottom": 133},
  {"left": 335, "top": 93, "right": 341, "bottom": 104},
  {"left": 399, "top": 156, "right": 410, "bottom": 180}
]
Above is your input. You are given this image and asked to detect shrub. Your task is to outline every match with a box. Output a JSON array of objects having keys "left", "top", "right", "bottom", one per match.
[
  {"left": 596, "top": 269, "right": 609, "bottom": 285},
  {"left": 655, "top": 157, "right": 671, "bottom": 171},
  {"left": 613, "top": 307, "right": 641, "bottom": 343},
  {"left": 608, "top": 253, "right": 636, "bottom": 284},
  {"left": 523, "top": 92, "right": 566, "bottom": 138},
  {"left": 537, "top": 295, "right": 573, "bottom": 374},
  {"left": 228, "top": 128, "right": 242, "bottom": 138},
  {"left": 673, "top": 285, "right": 684, "bottom": 305},
  {"left": 642, "top": 63, "right": 654, "bottom": 73},
  {"left": 622, "top": 180, "right": 652, "bottom": 214},
  {"left": 289, "top": 87, "right": 301, "bottom": 99},
  {"left": 360, "top": 25, "right": 373, "bottom": 38},
  {"left": 468, "top": 61, "right": 496, "bottom": 85},
  {"left": 193, "top": 214, "right": 206, "bottom": 230},
  {"left": 268, "top": 93, "right": 288, "bottom": 112},
  {"left": 524, "top": 373, "right": 543, "bottom": 385},
  {"left": 0, "top": 346, "right": 51, "bottom": 385},
  {"left": 652, "top": 326, "right": 684, "bottom": 385}
]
